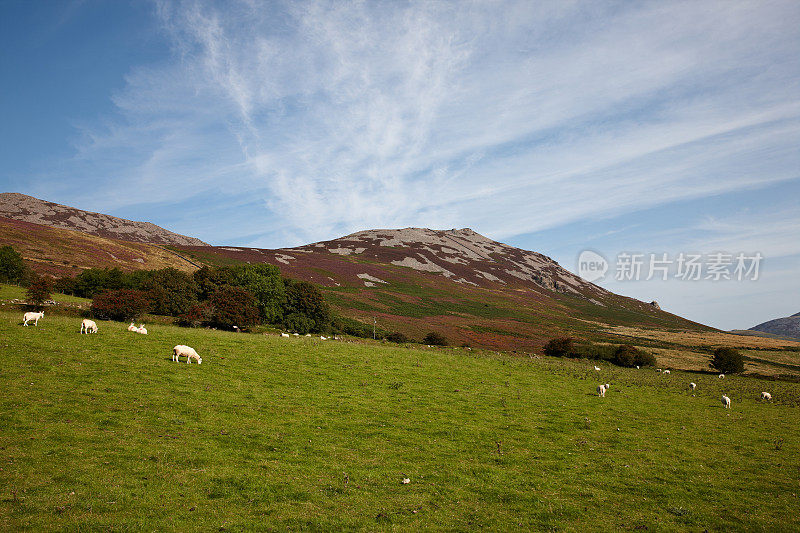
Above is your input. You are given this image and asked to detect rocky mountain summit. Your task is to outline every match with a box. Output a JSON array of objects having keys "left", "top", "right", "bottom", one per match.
[{"left": 0, "top": 193, "right": 207, "bottom": 247}]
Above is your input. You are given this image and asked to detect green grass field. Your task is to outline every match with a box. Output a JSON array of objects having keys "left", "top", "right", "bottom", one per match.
[{"left": 1, "top": 311, "right": 799, "bottom": 531}]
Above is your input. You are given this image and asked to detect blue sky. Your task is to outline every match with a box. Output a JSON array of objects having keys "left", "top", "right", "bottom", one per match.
[{"left": 1, "top": 0, "right": 798, "bottom": 330}]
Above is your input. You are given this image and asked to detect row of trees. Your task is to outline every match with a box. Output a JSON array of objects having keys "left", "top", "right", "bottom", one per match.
[{"left": 78, "top": 264, "right": 332, "bottom": 333}]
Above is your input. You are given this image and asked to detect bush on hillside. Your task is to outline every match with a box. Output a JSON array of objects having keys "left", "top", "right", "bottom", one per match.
[
  {"left": 25, "top": 275, "right": 52, "bottom": 306},
  {"left": 91, "top": 289, "right": 151, "bottom": 321},
  {"left": 543, "top": 337, "right": 575, "bottom": 357},
  {"left": 385, "top": 332, "right": 410, "bottom": 343},
  {"left": 0, "top": 245, "right": 26, "bottom": 284},
  {"left": 710, "top": 347, "right": 745, "bottom": 374},
  {"left": 176, "top": 302, "right": 213, "bottom": 328},
  {"left": 613, "top": 344, "right": 656, "bottom": 368},
  {"left": 74, "top": 267, "right": 130, "bottom": 298},
  {"left": 207, "top": 286, "right": 260, "bottom": 331},
  {"left": 423, "top": 331, "right": 448, "bottom": 346}
]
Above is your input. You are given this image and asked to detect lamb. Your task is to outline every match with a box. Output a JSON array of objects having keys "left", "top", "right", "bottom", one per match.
[
  {"left": 722, "top": 395, "right": 731, "bottom": 409},
  {"left": 22, "top": 311, "right": 44, "bottom": 326},
  {"left": 127, "top": 322, "right": 138, "bottom": 332},
  {"left": 597, "top": 384, "right": 607, "bottom": 397},
  {"left": 173, "top": 345, "right": 202, "bottom": 364},
  {"left": 80, "top": 319, "right": 98, "bottom": 334},
  {"left": 689, "top": 382, "right": 696, "bottom": 391},
  {"left": 760, "top": 392, "right": 772, "bottom": 401},
  {"left": 136, "top": 324, "right": 147, "bottom": 335}
]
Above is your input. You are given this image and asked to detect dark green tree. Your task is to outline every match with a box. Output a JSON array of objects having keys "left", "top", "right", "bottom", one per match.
[
  {"left": 0, "top": 245, "right": 26, "bottom": 283},
  {"left": 282, "top": 278, "right": 331, "bottom": 333},
  {"left": 225, "top": 263, "right": 285, "bottom": 323},
  {"left": 710, "top": 347, "right": 745, "bottom": 374},
  {"left": 139, "top": 268, "right": 199, "bottom": 316}
]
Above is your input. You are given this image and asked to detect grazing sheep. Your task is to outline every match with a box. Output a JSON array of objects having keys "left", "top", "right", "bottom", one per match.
[
  {"left": 173, "top": 345, "right": 202, "bottom": 364},
  {"left": 689, "top": 382, "right": 696, "bottom": 391},
  {"left": 80, "top": 319, "right": 98, "bottom": 334},
  {"left": 281, "top": 332, "right": 290, "bottom": 338},
  {"left": 127, "top": 322, "right": 138, "bottom": 332},
  {"left": 22, "top": 311, "right": 44, "bottom": 326},
  {"left": 663, "top": 369, "right": 671, "bottom": 374},
  {"left": 761, "top": 392, "right": 772, "bottom": 401},
  {"left": 722, "top": 395, "right": 731, "bottom": 409},
  {"left": 136, "top": 324, "right": 147, "bottom": 335},
  {"left": 656, "top": 368, "right": 662, "bottom": 373},
  {"left": 597, "top": 384, "right": 607, "bottom": 397},
  {"left": 594, "top": 366, "right": 601, "bottom": 371},
  {"left": 719, "top": 374, "right": 725, "bottom": 379},
  {"left": 636, "top": 365, "right": 640, "bottom": 369}
]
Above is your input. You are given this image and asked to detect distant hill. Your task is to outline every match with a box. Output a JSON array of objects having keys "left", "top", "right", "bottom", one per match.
[
  {"left": 749, "top": 312, "right": 800, "bottom": 339},
  {"left": 0, "top": 193, "right": 208, "bottom": 247}
]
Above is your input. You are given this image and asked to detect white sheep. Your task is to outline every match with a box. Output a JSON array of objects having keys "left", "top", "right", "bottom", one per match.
[
  {"left": 173, "top": 345, "right": 202, "bottom": 364},
  {"left": 320, "top": 336, "right": 328, "bottom": 340},
  {"left": 656, "top": 368, "right": 662, "bottom": 373},
  {"left": 597, "top": 384, "right": 607, "bottom": 397},
  {"left": 136, "top": 324, "right": 147, "bottom": 335},
  {"left": 22, "top": 311, "right": 44, "bottom": 326},
  {"left": 80, "top": 319, "right": 98, "bottom": 334},
  {"left": 663, "top": 369, "right": 671, "bottom": 375},
  {"left": 760, "top": 392, "right": 772, "bottom": 401},
  {"left": 722, "top": 395, "right": 731, "bottom": 409},
  {"left": 281, "top": 332, "right": 290, "bottom": 338},
  {"left": 127, "top": 322, "right": 138, "bottom": 332},
  {"left": 689, "top": 382, "right": 696, "bottom": 391},
  {"left": 719, "top": 374, "right": 725, "bottom": 379},
  {"left": 594, "top": 366, "right": 601, "bottom": 371},
  {"left": 635, "top": 365, "right": 640, "bottom": 369}
]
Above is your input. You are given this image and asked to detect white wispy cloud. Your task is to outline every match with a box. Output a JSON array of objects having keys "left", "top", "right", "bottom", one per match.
[{"left": 36, "top": 0, "right": 799, "bottom": 248}]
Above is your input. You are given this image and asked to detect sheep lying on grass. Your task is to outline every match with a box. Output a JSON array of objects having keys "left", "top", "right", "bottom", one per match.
[
  {"left": 173, "top": 345, "right": 202, "bottom": 364},
  {"left": 761, "top": 392, "right": 772, "bottom": 401},
  {"left": 136, "top": 325, "right": 147, "bottom": 335},
  {"left": 127, "top": 322, "right": 138, "bottom": 332},
  {"left": 722, "top": 395, "right": 731, "bottom": 409},
  {"left": 23, "top": 311, "right": 44, "bottom": 326},
  {"left": 80, "top": 319, "right": 97, "bottom": 334}
]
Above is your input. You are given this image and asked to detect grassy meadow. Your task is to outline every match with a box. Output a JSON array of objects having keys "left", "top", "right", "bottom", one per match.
[{"left": 1, "top": 311, "right": 799, "bottom": 531}]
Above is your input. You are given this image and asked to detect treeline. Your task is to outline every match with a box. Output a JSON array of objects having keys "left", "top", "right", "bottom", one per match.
[{"left": 54, "top": 264, "right": 331, "bottom": 334}]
